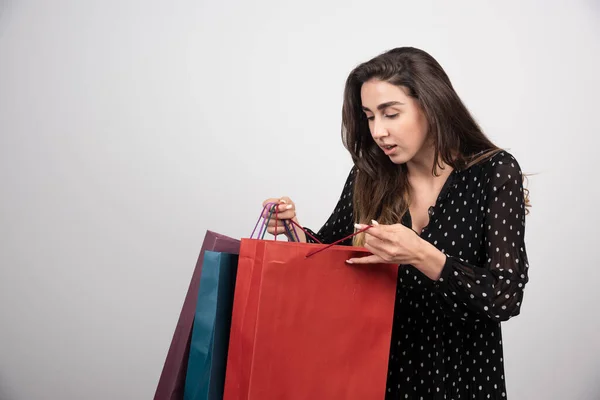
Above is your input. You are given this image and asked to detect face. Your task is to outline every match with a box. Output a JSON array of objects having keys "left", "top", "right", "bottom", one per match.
[{"left": 360, "top": 79, "right": 430, "bottom": 164}]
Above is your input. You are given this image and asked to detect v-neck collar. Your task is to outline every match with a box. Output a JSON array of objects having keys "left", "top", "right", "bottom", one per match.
[{"left": 402, "top": 167, "right": 460, "bottom": 235}]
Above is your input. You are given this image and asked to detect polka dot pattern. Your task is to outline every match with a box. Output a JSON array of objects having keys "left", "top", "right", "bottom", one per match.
[{"left": 305, "top": 152, "right": 529, "bottom": 399}]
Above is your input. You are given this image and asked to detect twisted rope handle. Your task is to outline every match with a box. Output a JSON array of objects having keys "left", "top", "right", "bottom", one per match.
[
  {"left": 251, "top": 202, "right": 373, "bottom": 257},
  {"left": 251, "top": 202, "right": 319, "bottom": 243},
  {"left": 303, "top": 223, "right": 372, "bottom": 258}
]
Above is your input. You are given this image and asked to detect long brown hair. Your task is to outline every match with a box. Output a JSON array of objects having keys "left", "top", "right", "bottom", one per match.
[{"left": 341, "top": 47, "right": 529, "bottom": 246}]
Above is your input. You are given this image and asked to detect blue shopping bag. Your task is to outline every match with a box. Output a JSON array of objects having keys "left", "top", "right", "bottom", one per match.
[{"left": 183, "top": 250, "right": 239, "bottom": 400}]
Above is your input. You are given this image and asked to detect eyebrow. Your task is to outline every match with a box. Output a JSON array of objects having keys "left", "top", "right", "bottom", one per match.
[{"left": 362, "top": 101, "right": 404, "bottom": 112}]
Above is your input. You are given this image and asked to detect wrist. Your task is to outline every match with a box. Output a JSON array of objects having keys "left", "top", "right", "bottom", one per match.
[
  {"left": 288, "top": 218, "right": 307, "bottom": 243},
  {"left": 413, "top": 239, "right": 447, "bottom": 281}
]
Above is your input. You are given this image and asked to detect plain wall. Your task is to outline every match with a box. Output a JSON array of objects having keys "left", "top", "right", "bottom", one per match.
[{"left": 1, "top": 0, "right": 599, "bottom": 399}]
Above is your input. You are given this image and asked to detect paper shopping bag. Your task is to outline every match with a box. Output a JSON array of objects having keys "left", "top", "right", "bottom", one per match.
[
  {"left": 154, "top": 231, "right": 240, "bottom": 400},
  {"left": 183, "top": 251, "right": 239, "bottom": 400},
  {"left": 223, "top": 239, "right": 398, "bottom": 400}
]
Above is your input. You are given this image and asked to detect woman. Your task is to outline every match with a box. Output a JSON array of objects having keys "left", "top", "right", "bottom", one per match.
[{"left": 262, "top": 46, "right": 530, "bottom": 399}]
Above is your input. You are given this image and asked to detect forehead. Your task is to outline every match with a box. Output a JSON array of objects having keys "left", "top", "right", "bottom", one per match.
[{"left": 360, "top": 80, "right": 410, "bottom": 105}]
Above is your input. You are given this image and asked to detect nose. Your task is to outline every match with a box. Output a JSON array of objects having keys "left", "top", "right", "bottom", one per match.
[{"left": 371, "top": 118, "right": 389, "bottom": 140}]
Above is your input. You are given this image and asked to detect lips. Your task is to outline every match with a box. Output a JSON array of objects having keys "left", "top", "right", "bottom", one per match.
[{"left": 380, "top": 144, "right": 397, "bottom": 155}]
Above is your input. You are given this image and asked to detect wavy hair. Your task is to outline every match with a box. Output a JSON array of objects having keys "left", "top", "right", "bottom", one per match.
[{"left": 341, "top": 47, "right": 530, "bottom": 246}]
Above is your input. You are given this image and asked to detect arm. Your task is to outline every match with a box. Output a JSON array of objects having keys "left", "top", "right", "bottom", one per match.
[{"left": 433, "top": 156, "right": 530, "bottom": 322}]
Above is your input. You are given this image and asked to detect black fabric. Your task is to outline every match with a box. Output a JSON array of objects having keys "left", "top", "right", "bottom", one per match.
[{"left": 305, "top": 151, "right": 529, "bottom": 399}]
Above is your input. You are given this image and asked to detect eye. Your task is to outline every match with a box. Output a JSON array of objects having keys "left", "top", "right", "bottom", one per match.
[
  {"left": 385, "top": 113, "right": 399, "bottom": 119},
  {"left": 365, "top": 115, "right": 374, "bottom": 121}
]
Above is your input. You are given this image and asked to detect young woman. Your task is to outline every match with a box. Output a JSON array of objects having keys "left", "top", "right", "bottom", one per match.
[{"left": 262, "top": 46, "right": 530, "bottom": 399}]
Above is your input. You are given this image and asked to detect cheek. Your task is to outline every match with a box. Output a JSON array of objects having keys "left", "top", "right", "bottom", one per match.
[
  {"left": 417, "top": 111, "right": 430, "bottom": 138},
  {"left": 411, "top": 114, "right": 429, "bottom": 144},
  {"left": 399, "top": 116, "right": 428, "bottom": 145}
]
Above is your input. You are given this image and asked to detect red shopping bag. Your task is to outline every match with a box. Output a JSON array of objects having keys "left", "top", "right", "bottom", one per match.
[{"left": 223, "top": 238, "right": 398, "bottom": 400}]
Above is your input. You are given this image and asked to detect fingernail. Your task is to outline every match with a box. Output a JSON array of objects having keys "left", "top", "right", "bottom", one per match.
[
  {"left": 279, "top": 199, "right": 287, "bottom": 203},
  {"left": 345, "top": 259, "right": 353, "bottom": 264},
  {"left": 354, "top": 223, "right": 364, "bottom": 229},
  {"left": 371, "top": 219, "right": 379, "bottom": 225},
  {"left": 285, "top": 204, "right": 293, "bottom": 210}
]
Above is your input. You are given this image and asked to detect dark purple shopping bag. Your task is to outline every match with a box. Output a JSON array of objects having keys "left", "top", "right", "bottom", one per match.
[{"left": 154, "top": 230, "right": 240, "bottom": 400}]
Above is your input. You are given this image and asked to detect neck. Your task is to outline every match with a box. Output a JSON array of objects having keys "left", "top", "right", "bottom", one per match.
[{"left": 406, "top": 145, "right": 454, "bottom": 185}]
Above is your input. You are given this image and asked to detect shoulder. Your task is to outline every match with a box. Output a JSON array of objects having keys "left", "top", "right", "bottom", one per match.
[
  {"left": 339, "top": 165, "right": 358, "bottom": 193},
  {"left": 457, "top": 150, "right": 523, "bottom": 180},
  {"left": 345, "top": 164, "right": 358, "bottom": 183},
  {"left": 476, "top": 151, "right": 528, "bottom": 205},
  {"left": 478, "top": 150, "right": 524, "bottom": 182},
  {"left": 487, "top": 150, "right": 522, "bottom": 169}
]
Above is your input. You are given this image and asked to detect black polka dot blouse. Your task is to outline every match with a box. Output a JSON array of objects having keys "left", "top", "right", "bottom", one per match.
[{"left": 304, "top": 151, "right": 530, "bottom": 399}]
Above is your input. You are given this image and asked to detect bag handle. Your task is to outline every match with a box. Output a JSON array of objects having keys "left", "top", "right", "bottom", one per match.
[
  {"left": 251, "top": 202, "right": 321, "bottom": 243},
  {"left": 250, "top": 202, "right": 290, "bottom": 241},
  {"left": 303, "top": 224, "right": 372, "bottom": 258},
  {"left": 251, "top": 202, "right": 373, "bottom": 257}
]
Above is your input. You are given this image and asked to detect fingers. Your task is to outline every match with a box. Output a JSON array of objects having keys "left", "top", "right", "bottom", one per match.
[
  {"left": 266, "top": 218, "right": 296, "bottom": 230},
  {"left": 262, "top": 197, "right": 294, "bottom": 208},
  {"left": 278, "top": 196, "right": 293, "bottom": 205},
  {"left": 266, "top": 225, "right": 289, "bottom": 236},
  {"left": 262, "top": 206, "right": 295, "bottom": 220},
  {"left": 354, "top": 222, "right": 388, "bottom": 241},
  {"left": 261, "top": 197, "right": 295, "bottom": 218},
  {"left": 364, "top": 240, "right": 387, "bottom": 257},
  {"left": 261, "top": 198, "right": 280, "bottom": 215},
  {"left": 346, "top": 254, "right": 383, "bottom": 264}
]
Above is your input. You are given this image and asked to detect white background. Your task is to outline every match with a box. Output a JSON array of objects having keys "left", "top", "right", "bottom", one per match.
[{"left": 1, "top": 0, "right": 599, "bottom": 399}]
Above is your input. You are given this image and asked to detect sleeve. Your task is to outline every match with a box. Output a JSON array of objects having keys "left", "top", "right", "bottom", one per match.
[
  {"left": 304, "top": 166, "right": 357, "bottom": 246},
  {"left": 434, "top": 153, "right": 530, "bottom": 322}
]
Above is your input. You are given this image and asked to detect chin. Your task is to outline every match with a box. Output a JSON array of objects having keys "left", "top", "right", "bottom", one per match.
[{"left": 388, "top": 153, "right": 411, "bottom": 165}]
